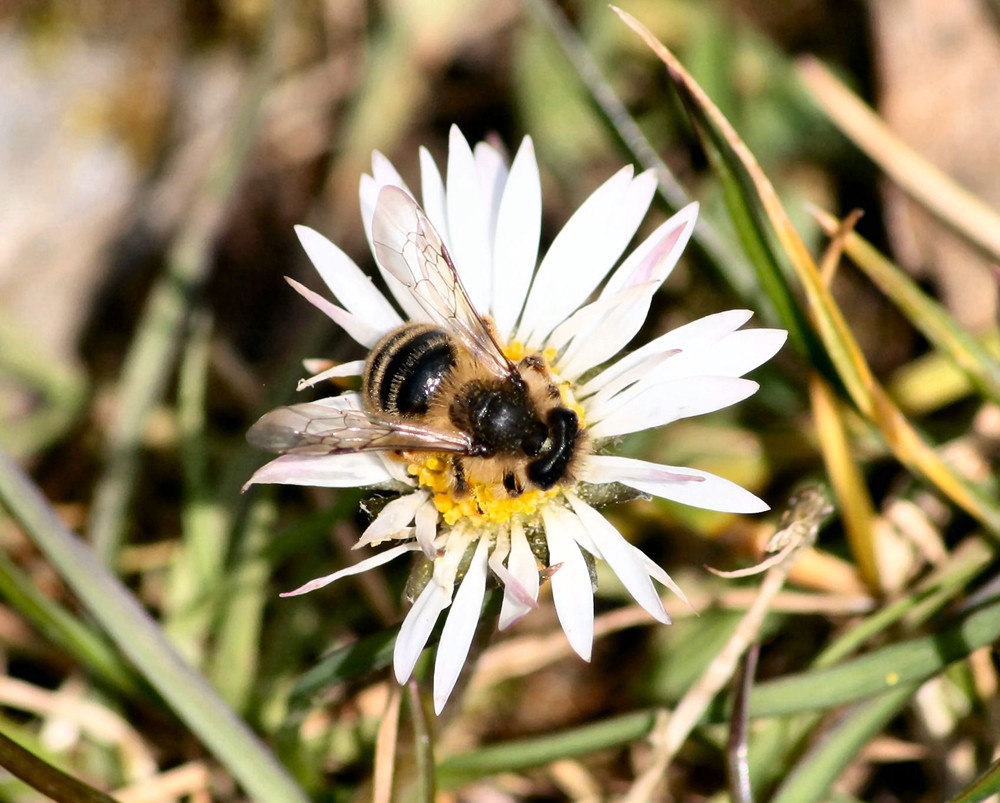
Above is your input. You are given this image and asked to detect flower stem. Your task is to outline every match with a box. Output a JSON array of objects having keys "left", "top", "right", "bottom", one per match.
[{"left": 407, "top": 679, "right": 436, "bottom": 802}]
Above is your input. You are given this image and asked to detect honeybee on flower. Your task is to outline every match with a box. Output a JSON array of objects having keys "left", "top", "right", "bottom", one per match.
[{"left": 247, "top": 126, "right": 786, "bottom": 712}]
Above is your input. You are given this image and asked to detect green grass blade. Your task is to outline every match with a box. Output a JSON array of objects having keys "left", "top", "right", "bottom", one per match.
[
  {"left": 769, "top": 682, "right": 918, "bottom": 803},
  {"left": 437, "top": 710, "right": 658, "bottom": 787},
  {"left": 207, "top": 496, "right": 273, "bottom": 710},
  {"left": 0, "top": 547, "right": 145, "bottom": 700},
  {"left": 0, "top": 316, "right": 87, "bottom": 459},
  {"left": 743, "top": 595, "right": 1000, "bottom": 718},
  {"left": 814, "top": 209, "right": 1000, "bottom": 407},
  {"left": 0, "top": 725, "right": 119, "bottom": 803},
  {"left": 0, "top": 449, "right": 308, "bottom": 803},
  {"left": 948, "top": 755, "right": 1000, "bottom": 803},
  {"left": 287, "top": 628, "right": 399, "bottom": 714},
  {"left": 163, "top": 311, "right": 227, "bottom": 664}
]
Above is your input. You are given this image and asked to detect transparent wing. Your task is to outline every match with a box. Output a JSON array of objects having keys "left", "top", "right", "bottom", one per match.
[
  {"left": 247, "top": 401, "right": 473, "bottom": 456},
  {"left": 371, "top": 185, "right": 514, "bottom": 378}
]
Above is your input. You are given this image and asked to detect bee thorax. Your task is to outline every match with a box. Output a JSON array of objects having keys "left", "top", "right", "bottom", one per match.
[{"left": 449, "top": 380, "right": 546, "bottom": 456}]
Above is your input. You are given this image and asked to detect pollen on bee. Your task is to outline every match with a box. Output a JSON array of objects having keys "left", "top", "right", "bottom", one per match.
[{"left": 559, "top": 383, "right": 587, "bottom": 429}]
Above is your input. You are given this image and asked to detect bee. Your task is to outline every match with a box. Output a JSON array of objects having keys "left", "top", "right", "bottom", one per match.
[{"left": 248, "top": 185, "right": 584, "bottom": 498}]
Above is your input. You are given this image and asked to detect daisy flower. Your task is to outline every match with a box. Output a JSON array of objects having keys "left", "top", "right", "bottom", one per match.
[{"left": 247, "top": 126, "right": 786, "bottom": 713}]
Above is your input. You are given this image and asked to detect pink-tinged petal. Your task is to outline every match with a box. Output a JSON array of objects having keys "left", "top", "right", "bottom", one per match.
[
  {"left": 496, "top": 520, "right": 540, "bottom": 630},
  {"left": 433, "top": 537, "right": 490, "bottom": 712},
  {"left": 582, "top": 455, "right": 769, "bottom": 514},
  {"left": 542, "top": 505, "right": 595, "bottom": 661},
  {"left": 564, "top": 492, "right": 668, "bottom": 623},
  {"left": 296, "top": 360, "right": 365, "bottom": 391},
  {"left": 414, "top": 498, "right": 439, "bottom": 559},
  {"left": 356, "top": 491, "right": 430, "bottom": 547},
  {"left": 285, "top": 277, "right": 384, "bottom": 348},
  {"left": 491, "top": 137, "right": 541, "bottom": 339},
  {"left": 419, "top": 146, "right": 450, "bottom": 247},
  {"left": 516, "top": 166, "right": 635, "bottom": 345},
  {"left": 279, "top": 543, "right": 419, "bottom": 597},
  {"left": 446, "top": 126, "right": 491, "bottom": 312},
  {"left": 600, "top": 202, "right": 698, "bottom": 299},
  {"left": 294, "top": 225, "right": 402, "bottom": 329},
  {"left": 588, "top": 376, "right": 759, "bottom": 438},
  {"left": 556, "top": 282, "right": 661, "bottom": 381},
  {"left": 394, "top": 579, "right": 451, "bottom": 684},
  {"left": 579, "top": 309, "right": 754, "bottom": 397},
  {"left": 244, "top": 452, "right": 391, "bottom": 490},
  {"left": 359, "top": 175, "right": 426, "bottom": 322}
]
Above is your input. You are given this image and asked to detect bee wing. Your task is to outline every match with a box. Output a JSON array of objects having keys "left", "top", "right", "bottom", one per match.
[
  {"left": 371, "top": 185, "right": 514, "bottom": 378},
  {"left": 248, "top": 401, "right": 474, "bottom": 456}
]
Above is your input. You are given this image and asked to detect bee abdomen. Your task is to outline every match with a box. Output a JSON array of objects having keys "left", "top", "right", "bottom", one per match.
[{"left": 364, "top": 324, "right": 455, "bottom": 416}]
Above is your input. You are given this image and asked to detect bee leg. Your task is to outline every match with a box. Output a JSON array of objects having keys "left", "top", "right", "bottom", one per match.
[
  {"left": 452, "top": 458, "right": 470, "bottom": 498},
  {"left": 503, "top": 471, "right": 523, "bottom": 497}
]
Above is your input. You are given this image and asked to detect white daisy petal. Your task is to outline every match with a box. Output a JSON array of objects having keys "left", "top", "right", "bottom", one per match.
[
  {"left": 565, "top": 492, "right": 668, "bottom": 623},
  {"left": 635, "top": 549, "right": 693, "bottom": 610},
  {"left": 371, "top": 150, "right": 411, "bottom": 196},
  {"left": 419, "top": 146, "right": 450, "bottom": 246},
  {"left": 376, "top": 451, "right": 417, "bottom": 487},
  {"left": 415, "top": 498, "right": 439, "bottom": 559},
  {"left": 579, "top": 309, "right": 754, "bottom": 397},
  {"left": 516, "top": 166, "right": 636, "bottom": 345},
  {"left": 579, "top": 349, "right": 679, "bottom": 409},
  {"left": 474, "top": 140, "right": 508, "bottom": 240},
  {"left": 433, "top": 537, "right": 490, "bottom": 712},
  {"left": 497, "top": 520, "right": 540, "bottom": 629},
  {"left": 244, "top": 452, "right": 391, "bottom": 489},
  {"left": 296, "top": 360, "right": 366, "bottom": 391},
  {"left": 600, "top": 202, "right": 698, "bottom": 299},
  {"left": 359, "top": 173, "right": 379, "bottom": 246},
  {"left": 394, "top": 578, "right": 451, "bottom": 684},
  {"left": 491, "top": 137, "right": 541, "bottom": 339},
  {"left": 280, "top": 543, "right": 419, "bottom": 597},
  {"left": 556, "top": 282, "right": 661, "bottom": 381},
  {"left": 356, "top": 491, "right": 430, "bottom": 547},
  {"left": 446, "top": 126, "right": 491, "bottom": 312},
  {"left": 648, "top": 328, "right": 788, "bottom": 383},
  {"left": 546, "top": 281, "right": 652, "bottom": 356},
  {"left": 284, "top": 278, "right": 384, "bottom": 348},
  {"left": 543, "top": 505, "right": 595, "bottom": 661},
  {"left": 294, "top": 225, "right": 402, "bottom": 328},
  {"left": 582, "top": 455, "right": 769, "bottom": 513},
  {"left": 589, "top": 376, "right": 759, "bottom": 438}
]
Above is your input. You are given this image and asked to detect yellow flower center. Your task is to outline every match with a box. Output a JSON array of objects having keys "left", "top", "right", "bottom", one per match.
[{"left": 407, "top": 456, "right": 559, "bottom": 526}]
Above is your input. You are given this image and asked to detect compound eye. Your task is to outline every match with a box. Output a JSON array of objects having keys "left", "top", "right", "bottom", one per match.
[{"left": 521, "top": 421, "right": 547, "bottom": 457}]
